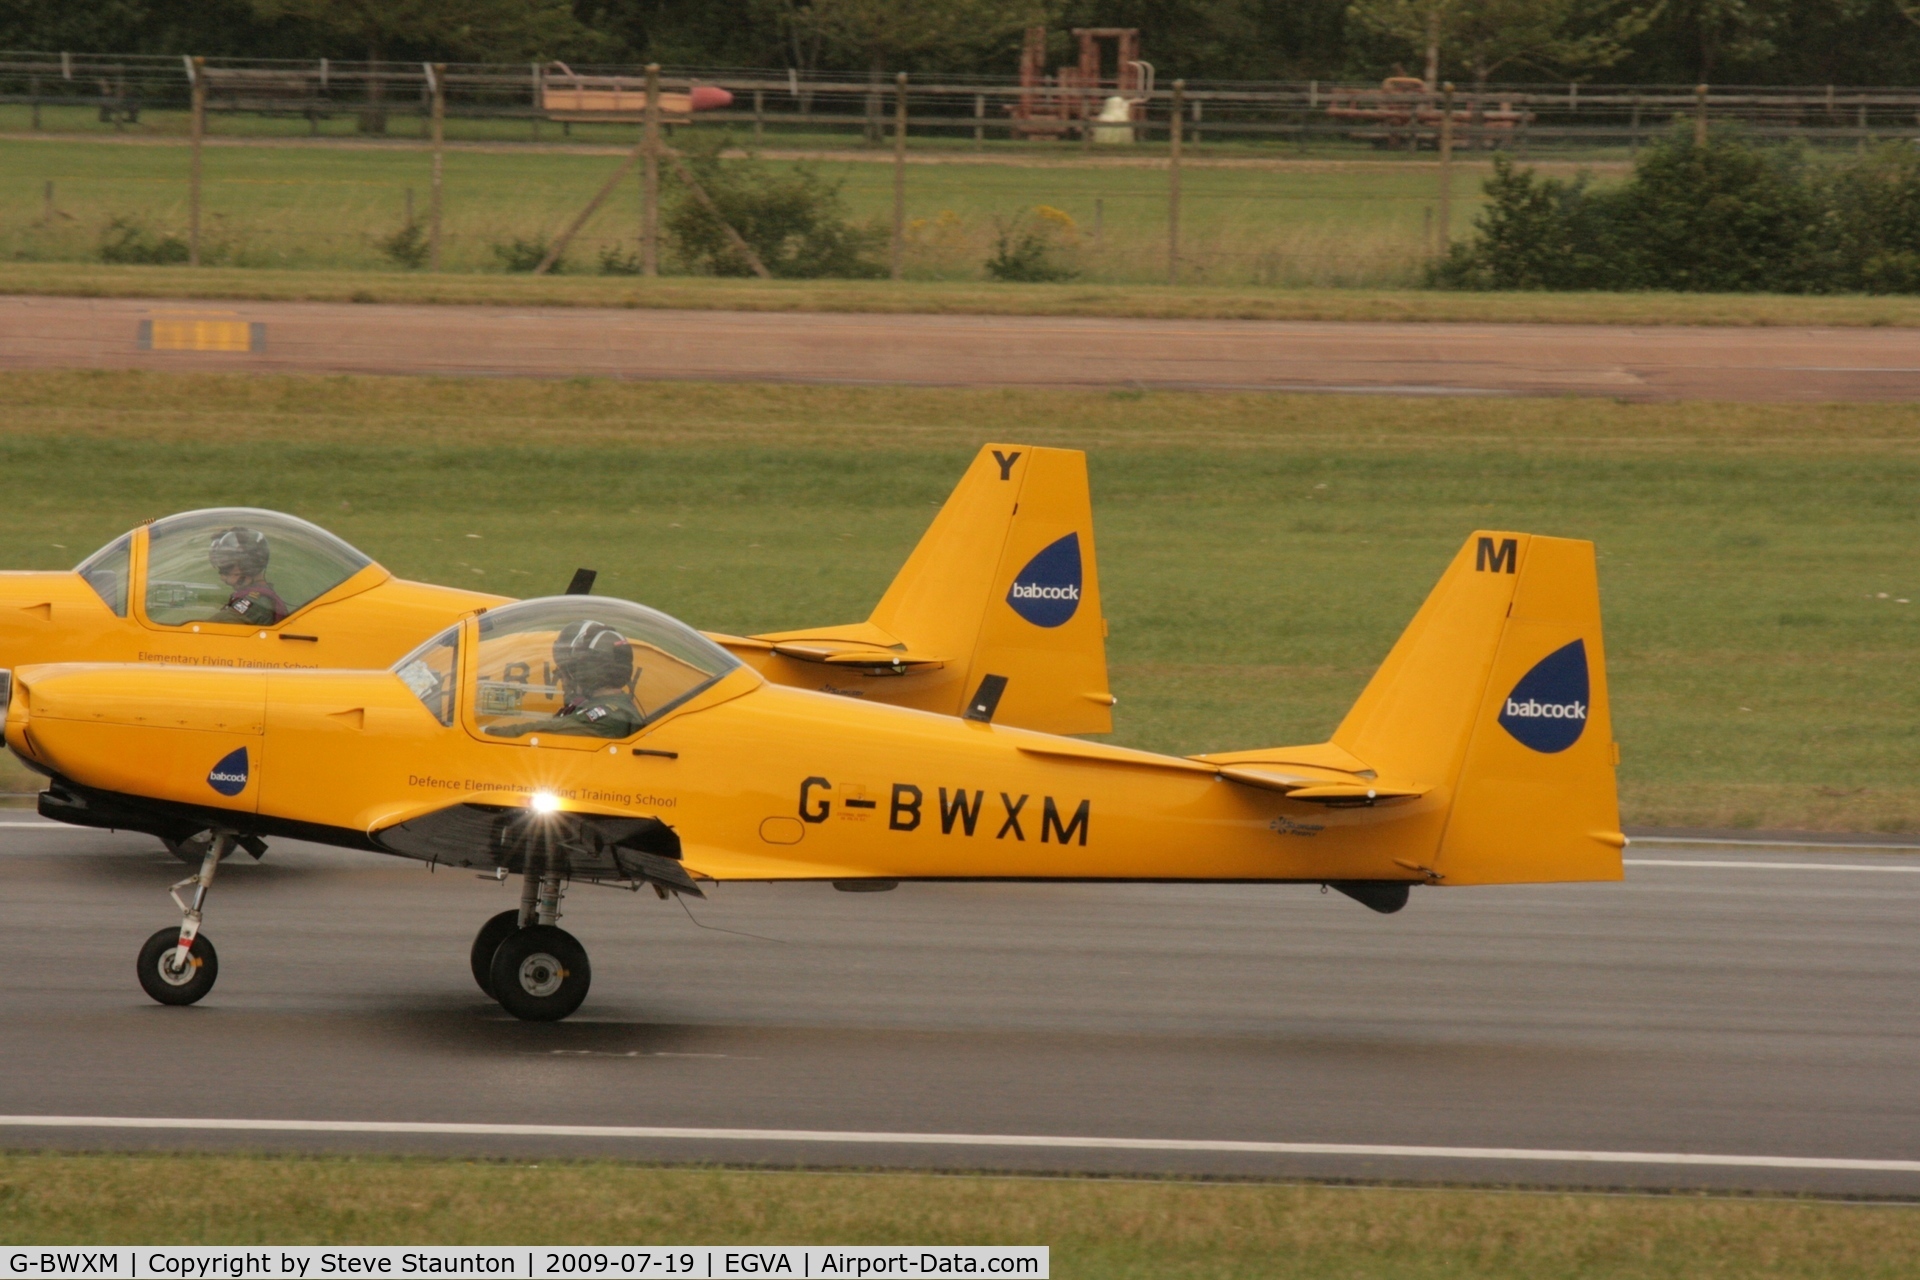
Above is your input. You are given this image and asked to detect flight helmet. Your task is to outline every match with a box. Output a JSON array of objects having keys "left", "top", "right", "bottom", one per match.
[
  {"left": 554, "top": 620, "right": 634, "bottom": 695},
  {"left": 208, "top": 527, "right": 271, "bottom": 578}
]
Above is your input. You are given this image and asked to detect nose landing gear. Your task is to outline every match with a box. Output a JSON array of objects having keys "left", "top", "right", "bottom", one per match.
[{"left": 137, "top": 830, "right": 232, "bottom": 1006}]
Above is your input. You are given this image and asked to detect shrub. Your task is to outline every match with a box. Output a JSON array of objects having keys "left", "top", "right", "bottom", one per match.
[
  {"left": 1828, "top": 143, "right": 1920, "bottom": 293},
  {"left": 1615, "top": 133, "right": 1822, "bottom": 292},
  {"left": 492, "top": 236, "right": 558, "bottom": 273},
  {"left": 667, "top": 137, "right": 886, "bottom": 279},
  {"left": 1435, "top": 130, "right": 1828, "bottom": 293},
  {"left": 379, "top": 220, "right": 428, "bottom": 269},
  {"left": 984, "top": 207, "right": 1081, "bottom": 283},
  {"left": 98, "top": 216, "right": 188, "bottom": 265},
  {"left": 597, "top": 244, "right": 642, "bottom": 275}
]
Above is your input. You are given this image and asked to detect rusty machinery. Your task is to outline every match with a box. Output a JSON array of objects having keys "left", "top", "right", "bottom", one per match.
[
  {"left": 1011, "top": 27, "right": 1154, "bottom": 139},
  {"left": 1323, "top": 76, "right": 1531, "bottom": 149}
]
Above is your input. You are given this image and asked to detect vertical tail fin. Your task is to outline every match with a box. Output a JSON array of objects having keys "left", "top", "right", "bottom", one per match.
[
  {"left": 1331, "top": 531, "right": 1622, "bottom": 885},
  {"left": 747, "top": 444, "right": 1113, "bottom": 735}
]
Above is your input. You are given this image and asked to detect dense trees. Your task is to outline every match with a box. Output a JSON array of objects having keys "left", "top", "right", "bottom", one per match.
[{"left": 5, "top": 0, "right": 1920, "bottom": 84}]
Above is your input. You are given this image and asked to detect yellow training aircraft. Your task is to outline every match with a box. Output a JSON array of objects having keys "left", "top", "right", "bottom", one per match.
[
  {"left": 0, "top": 444, "right": 1110, "bottom": 859},
  {"left": 3, "top": 529, "right": 1620, "bottom": 1021}
]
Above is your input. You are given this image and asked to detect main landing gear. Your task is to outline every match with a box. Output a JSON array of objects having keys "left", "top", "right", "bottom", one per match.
[
  {"left": 471, "top": 861, "right": 591, "bottom": 1022},
  {"left": 137, "top": 830, "right": 232, "bottom": 1006}
]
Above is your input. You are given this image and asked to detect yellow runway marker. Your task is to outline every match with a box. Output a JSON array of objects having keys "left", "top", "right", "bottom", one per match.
[{"left": 137, "top": 319, "right": 264, "bottom": 353}]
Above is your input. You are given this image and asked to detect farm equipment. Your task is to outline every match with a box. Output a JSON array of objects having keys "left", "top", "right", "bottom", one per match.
[
  {"left": 1010, "top": 27, "right": 1154, "bottom": 141},
  {"left": 541, "top": 62, "right": 732, "bottom": 123},
  {"left": 1325, "top": 76, "right": 1530, "bottom": 148}
]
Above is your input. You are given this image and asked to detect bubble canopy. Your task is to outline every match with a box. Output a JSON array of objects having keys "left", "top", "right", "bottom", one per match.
[
  {"left": 395, "top": 596, "right": 743, "bottom": 738},
  {"left": 133, "top": 508, "right": 376, "bottom": 626}
]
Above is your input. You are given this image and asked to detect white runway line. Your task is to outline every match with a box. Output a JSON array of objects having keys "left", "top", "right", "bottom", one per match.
[
  {"left": 0, "top": 1115, "right": 1915, "bottom": 1173},
  {"left": 1631, "top": 836, "right": 1920, "bottom": 851},
  {"left": 1625, "top": 859, "right": 1920, "bottom": 873}
]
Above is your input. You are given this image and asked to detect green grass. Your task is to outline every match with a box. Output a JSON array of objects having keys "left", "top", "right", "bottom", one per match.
[
  {"left": 0, "top": 372, "right": 1913, "bottom": 831},
  {"left": 3, "top": 131, "right": 1480, "bottom": 285},
  {"left": 1, "top": 1153, "right": 1918, "bottom": 1278},
  {"left": 13, "top": 261, "right": 1920, "bottom": 327}
]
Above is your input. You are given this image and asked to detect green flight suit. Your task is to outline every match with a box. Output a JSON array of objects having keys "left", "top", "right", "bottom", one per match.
[
  {"left": 211, "top": 581, "right": 290, "bottom": 625},
  {"left": 486, "top": 691, "right": 643, "bottom": 740}
]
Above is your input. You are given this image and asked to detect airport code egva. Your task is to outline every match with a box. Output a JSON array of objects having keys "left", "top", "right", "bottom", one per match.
[{"left": 1, "top": 1249, "right": 1048, "bottom": 1279}]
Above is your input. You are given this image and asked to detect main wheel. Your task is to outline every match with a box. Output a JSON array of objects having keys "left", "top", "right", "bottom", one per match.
[
  {"left": 489, "top": 925, "right": 590, "bottom": 1022},
  {"left": 469, "top": 909, "right": 523, "bottom": 998},
  {"left": 136, "top": 927, "right": 218, "bottom": 1006}
]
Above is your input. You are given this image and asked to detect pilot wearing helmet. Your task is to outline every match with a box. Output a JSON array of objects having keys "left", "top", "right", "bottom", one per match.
[
  {"left": 207, "top": 526, "right": 290, "bottom": 625},
  {"left": 486, "top": 620, "right": 643, "bottom": 739}
]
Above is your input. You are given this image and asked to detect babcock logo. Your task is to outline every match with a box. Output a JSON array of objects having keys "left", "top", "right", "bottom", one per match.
[
  {"left": 1497, "top": 639, "right": 1590, "bottom": 754},
  {"left": 207, "top": 747, "right": 250, "bottom": 796},
  {"left": 1006, "top": 532, "right": 1083, "bottom": 628}
]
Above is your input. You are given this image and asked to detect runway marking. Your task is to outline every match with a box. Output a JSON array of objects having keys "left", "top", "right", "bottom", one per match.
[
  {"left": 1626, "top": 859, "right": 1920, "bottom": 873},
  {"left": 1631, "top": 836, "right": 1920, "bottom": 852},
  {"left": 0, "top": 1115, "right": 1915, "bottom": 1173}
]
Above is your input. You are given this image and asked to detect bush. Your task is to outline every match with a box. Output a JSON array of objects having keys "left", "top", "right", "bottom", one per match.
[
  {"left": 984, "top": 207, "right": 1080, "bottom": 283},
  {"left": 1828, "top": 143, "right": 1920, "bottom": 293},
  {"left": 1435, "top": 131, "right": 1860, "bottom": 293},
  {"left": 667, "top": 137, "right": 885, "bottom": 279},
  {"left": 597, "top": 244, "right": 642, "bottom": 275},
  {"left": 492, "top": 236, "right": 558, "bottom": 273},
  {"left": 379, "top": 220, "right": 428, "bottom": 269},
  {"left": 98, "top": 216, "right": 188, "bottom": 265}
]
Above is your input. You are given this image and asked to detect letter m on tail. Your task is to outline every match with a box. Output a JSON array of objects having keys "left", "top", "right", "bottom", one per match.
[{"left": 1476, "top": 536, "right": 1518, "bottom": 574}]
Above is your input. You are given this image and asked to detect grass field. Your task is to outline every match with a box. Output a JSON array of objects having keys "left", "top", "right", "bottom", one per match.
[
  {"left": 0, "top": 371, "right": 1912, "bottom": 832},
  {"left": 2, "top": 1153, "right": 1918, "bottom": 1278},
  {"left": 2, "top": 130, "right": 1487, "bottom": 286}
]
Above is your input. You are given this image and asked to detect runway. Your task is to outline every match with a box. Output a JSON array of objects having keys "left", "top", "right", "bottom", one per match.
[
  {"left": 2, "top": 819, "right": 1917, "bottom": 1194},
  {"left": 4, "top": 294, "right": 1919, "bottom": 400}
]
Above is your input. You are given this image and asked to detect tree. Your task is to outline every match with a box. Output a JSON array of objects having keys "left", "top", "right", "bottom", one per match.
[
  {"left": 250, "top": 0, "right": 602, "bottom": 130},
  {"left": 1347, "top": 0, "right": 1656, "bottom": 87},
  {"left": 776, "top": 0, "right": 1043, "bottom": 73}
]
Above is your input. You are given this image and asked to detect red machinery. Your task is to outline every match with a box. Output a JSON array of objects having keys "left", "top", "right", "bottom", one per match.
[
  {"left": 1011, "top": 27, "right": 1153, "bottom": 138},
  {"left": 1324, "top": 76, "right": 1530, "bottom": 148}
]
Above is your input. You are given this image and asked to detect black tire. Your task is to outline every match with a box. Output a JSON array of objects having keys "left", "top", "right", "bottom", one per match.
[
  {"left": 489, "top": 925, "right": 590, "bottom": 1022},
  {"left": 136, "top": 927, "right": 218, "bottom": 1006},
  {"left": 469, "top": 909, "right": 523, "bottom": 998}
]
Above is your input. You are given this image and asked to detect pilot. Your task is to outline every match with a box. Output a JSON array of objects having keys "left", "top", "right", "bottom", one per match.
[
  {"left": 486, "top": 620, "right": 643, "bottom": 739},
  {"left": 207, "top": 527, "right": 289, "bottom": 625}
]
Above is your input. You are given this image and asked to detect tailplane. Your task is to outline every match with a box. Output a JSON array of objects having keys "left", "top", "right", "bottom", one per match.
[{"left": 738, "top": 444, "right": 1113, "bottom": 734}]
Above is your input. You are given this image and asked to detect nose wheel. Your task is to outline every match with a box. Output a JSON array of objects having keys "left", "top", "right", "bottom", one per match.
[
  {"left": 138, "top": 830, "right": 232, "bottom": 1007},
  {"left": 137, "top": 928, "right": 218, "bottom": 1005}
]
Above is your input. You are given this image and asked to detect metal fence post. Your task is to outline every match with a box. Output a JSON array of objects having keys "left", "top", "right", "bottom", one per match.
[
  {"left": 1437, "top": 82, "right": 1453, "bottom": 257},
  {"left": 186, "top": 55, "right": 204, "bottom": 267},
  {"left": 754, "top": 89, "right": 764, "bottom": 142},
  {"left": 1168, "top": 79, "right": 1184, "bottom": 286},
  {"left": 974, "top": 93, "right": 985, "bottom": 148},
  {"left": 892, "top": 72, "right": 907, "bottom": 281},
  {"left": 1695, "top": 83, "right": 1708, "bottom": 146},
  {"left": 427, "top": 63, "right": 444, "bottom": 271},
  {"left": 643, "top": 64, "right": 660, "bottom": 278}
]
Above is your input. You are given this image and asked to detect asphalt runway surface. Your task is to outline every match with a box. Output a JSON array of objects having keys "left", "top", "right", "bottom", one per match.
[
  {"left": 5, "top": 294, "right": 1920, "bottom": 400},
  {"left": 3, "top": 818, "right": 1918, "bottom": 1194}
]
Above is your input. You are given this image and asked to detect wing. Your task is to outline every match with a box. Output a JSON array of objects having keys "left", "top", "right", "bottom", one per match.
[{"left": 372, "top": 802, "right": 704, "bottom": 897}]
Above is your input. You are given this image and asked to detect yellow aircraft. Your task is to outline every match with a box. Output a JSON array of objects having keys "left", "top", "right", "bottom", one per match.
[
  {"left": 3, "top": 529, "right": 1620, "bottom": 1021},
  {"left": 0, "top": 444, "right": 1110, "bottom": 859}
]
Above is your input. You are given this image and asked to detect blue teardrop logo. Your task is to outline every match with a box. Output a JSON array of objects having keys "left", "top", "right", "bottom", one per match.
[
  {"left": 1497, "top": 640, "right": 1590, "bottom": 754},
  {"left": 207, "top": 747, "right": 250, "bottom": 797},
  {"left": 1006, "top": 533, "right": 1082, "bottom": 628}
]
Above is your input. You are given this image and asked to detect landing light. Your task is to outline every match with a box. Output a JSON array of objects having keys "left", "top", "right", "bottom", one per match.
[{"left": 530, "top": 791, "right": 562, "bottom": 814}]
